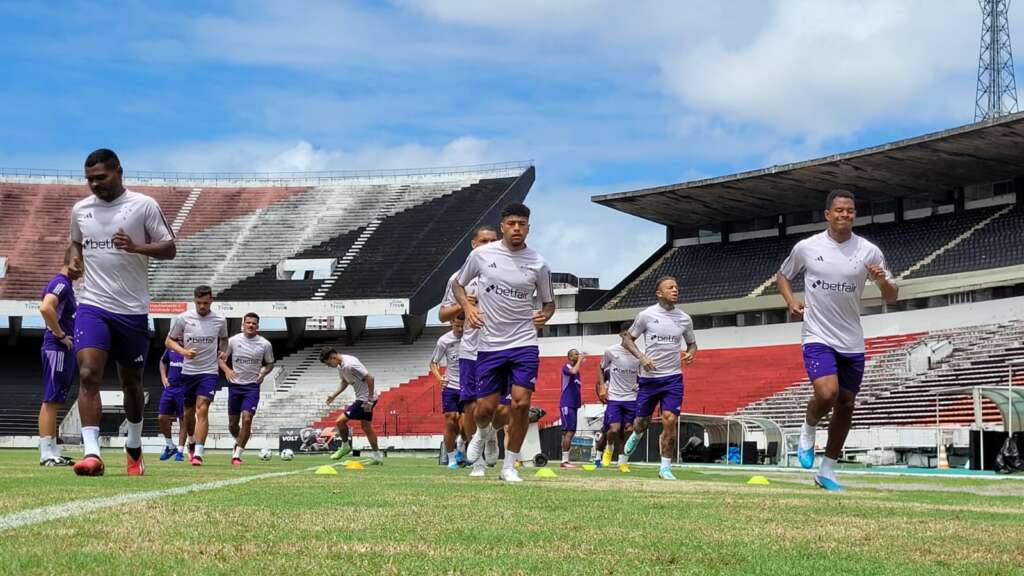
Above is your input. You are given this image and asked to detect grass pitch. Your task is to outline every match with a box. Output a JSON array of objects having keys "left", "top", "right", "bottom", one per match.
[{"left": 1, "top": 449, "right": 1022, "bottom": 575}]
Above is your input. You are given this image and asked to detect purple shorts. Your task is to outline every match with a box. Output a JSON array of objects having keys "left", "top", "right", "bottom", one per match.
[
  {"left": 158, "top": 385, "right": 185, "bottom": 418},
  {"left": 560, "top": 405, "right": 578, "bottom": 433},
  {"left": 802, "top": 343, "right": 865, "bottom": 394},
  {"left": 442, "top": 386, "right": 463, "bottom": 414},
  {"left": 228, "top": 383, "right": 260, "bottom": 416},
  {"left": 636, "top": 374, "right": 684, "bottom": 418},
  {"left": 73, "top": 304, "right": 149, "bottom": 369},
  {"left": 604, "top": 400, "right": 637, "bottom": 429},
  {"left": 180, "top": 373, "right": 220, "bottom": 406},
  {"left": 41, "top": 347, "right": 76, "bottom": 404},
  {"left": 475, "top": 346, "right": 539, "bottom": 400},
  {"left": 459, "top": 358, "right": 478, "bottom": 403},
  {"left": 344, "top": 401, "right": 374, "bottom": 422}
]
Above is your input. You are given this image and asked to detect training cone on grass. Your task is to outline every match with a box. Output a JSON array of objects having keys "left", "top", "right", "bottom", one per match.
[
  {"left": 581, "top": 464, "right": 596, "bottom": 471},
  {"left": 534, "top": 467, "right": 558, "bottom": 478},
  {"left": 314, "top": 465, "right": 338, "bottom": 475},
  {"left": 345, "top": 461, "right": 365, "bottom": 470},
  {"left": 747, "top": 475, "right": 770, "bottom": 486}
]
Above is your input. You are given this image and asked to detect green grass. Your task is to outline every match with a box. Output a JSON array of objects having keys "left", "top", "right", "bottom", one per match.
[{"left": 1, "top": 449, "right": 1023, "bottom": 575}]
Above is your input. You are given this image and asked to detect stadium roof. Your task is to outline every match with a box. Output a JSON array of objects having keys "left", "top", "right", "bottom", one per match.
[{"left": 592, "top": 112, "right": 1024, "bottom": 228}]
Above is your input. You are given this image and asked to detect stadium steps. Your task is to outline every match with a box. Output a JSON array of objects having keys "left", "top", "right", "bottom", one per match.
[
  {"left": 897, "top": 204, "right": 1013, "bottom": 280},
  {"left": 603, "top": 248, "right": 677, "bottom": 309}
]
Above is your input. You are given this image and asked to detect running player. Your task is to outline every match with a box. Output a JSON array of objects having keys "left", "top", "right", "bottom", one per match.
[
  {"left": 321, "top": 348, "right": 384, "bottom": 465},
  {"left": 779, "top": 189, "right": 897, "bottom": 491},
  {"left": 70, "top": 149, "right": 176, "bottom": 476},
  {"left": 157, "top": 345, "right": 187, "bottom": 461},
  {"left": 37, "top": 249, "right": 83, "bottom": 466},
  {"left": 430, "top": 320, "right": 464, "bottom": 470},
  {"left": 220, "top": 312, "right": 275, "bottom": 466},
  {"left": 599, "top": 322, "right": 641, "bottom": 473},
  {"left": 165, "top": 285, "right": 228, "bottom": 466},
  {"left": 621, "top": 276, "right": 697, "bottom": 481},
  {"left": 439, "top": 225, "right": 499, "bottom": 476},
  {"left": 454, "top": 203, "right": 555, "bottom": 482},
  {"left": 559, "top": 349, "right": 584, "bottom": 468}
]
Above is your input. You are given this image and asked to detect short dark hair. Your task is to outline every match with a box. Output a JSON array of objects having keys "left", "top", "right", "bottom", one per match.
[
  {"left": 319, "top": 347, "right": 338, "bottom": 364},
  {"left": 655, "top": 276, "right": 677, "bottom": 291},
  {"left": 567, "top": 348, "right": 578, "bottom": 357},
  {"left": 619, "top": 321, "right": 632, "bottom": 333},
  {"left": 473, "top": 225, "right": 497, "bottom": 239},
  {"left": 826, "top": 189, "right": 855, "bottom": 210},
  {"left": 244, "top": 312, "right": 260, "bottom": 323},
  {"left": 84, "top": 149, "right": 120, "bottom": 169},
  {"left": 500, "top": 203, "right": 530, "bottom": 220},
  {"left": 194, "top": 285, "right": 213, "bottom": 298}
]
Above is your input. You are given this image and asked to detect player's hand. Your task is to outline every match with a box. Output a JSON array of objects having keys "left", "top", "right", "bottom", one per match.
[
  {"left": 218, "top": 351, "right": 228, "bottom": 362},
  {"left": 640, "top": 356, "right": 655, "bottom": 372},
  {"left": 60, "top": 335, "right": 74, "bottom": 350},
  {"left": 866, "top": 263, "right": 888, "bottom": 283},
  {"left": 112, "top": 228, "right": 137, "bottom": 253},
  {"left": 681, "top": 350, "right": 696, "bottom": 365},
  {"left": 467, "top": 294, "right": 477, "bottom": 306},
  {"left": 325, "top": 395, "right": 335, "bottom": 405},
  {"left": 464, "top": 303, "right": 484, "bottom": 328},
  {"left": 161, "top": 378, "right": 170, "bottom": 389},
  {"left": 182, "top": 347, "right": 197, "bottom": 360},
  {"left": 598, "top": 390, "right": 608, "bottom": 404},
  {"left": 224, "top": 368, "right": 236, "bottom": 383},
  {"left": 531, "top": 310, "right": 549, "bottom": 329},
  {"left": 256, "top": 374, "right": 265, "bottom": 385},
  {"left": 362, "top": 400, "right": 375, "bottom": 411},
  {"left": 788, "top": 301, "right": 805, "bottom": 321}
]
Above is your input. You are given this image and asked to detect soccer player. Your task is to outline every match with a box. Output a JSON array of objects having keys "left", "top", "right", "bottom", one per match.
[
  {"left": 599, "top": 322, "right": 641, "bottom": 473},
  {"left": 70, "top": 149, "right": 176, "bottom": 476},
  {"left": 621, "top": 276, "right": 697, "bottom": 481},
  {"left": 439, "top": 225, "right": 499, "bottom": 475},
  {"left": 220, "top": 312, "right": 275, "bottom": 466},
  {"left": 454, "top": 202, "right": 555, "bottom": 482},
  {"left": 321, "top": 348, "right": 384, "bottom": 465},
  {"left": 430, "top": 319, "right": 464, "bottom": 470},
  {"left": 166, "top": 285, "right": 228, "bottom": 466},
  {"left": 559, "top": 349, "right": 584, "bottom": 468},
  {"left": 37, "top": 248, "right": 83, "bottom": 466},
  {"left": 157, "top": 345, "right": 187, "bottom": 461},
  {"left": 778, "top": 189, "right": 897, "bottom": 491}
]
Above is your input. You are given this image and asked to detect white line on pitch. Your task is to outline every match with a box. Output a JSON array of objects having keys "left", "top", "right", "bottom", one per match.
[{"left": 0, "top": 463, "right": 338, "bottom": 533}]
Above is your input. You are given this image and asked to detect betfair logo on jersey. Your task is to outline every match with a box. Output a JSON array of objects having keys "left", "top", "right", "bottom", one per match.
[
  {"left": 649, "top": 334, "right": 681, "bottom": 344},
  {"left": 810, "top": 279, "right": 857, "bottom": 293},
  {"left": 82, "top": 238, "right": 116, "bottom": 250},
  {"left": 235, "top": 357, "right": 262, "bottom": 365},
  {"left": 484, "top": 284, "right": 529, "bottom": 300},
  {"left": 185, "top": 335, "right": 217, "bottom": 345},
  {"left": 611, "top": 365, "right": 639, "bottom": 376}
]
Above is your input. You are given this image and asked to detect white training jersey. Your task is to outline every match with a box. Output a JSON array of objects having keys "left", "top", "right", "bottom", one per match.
[
  {"left": 600, "top": 344, "right": 640, "bottom": 401},
  {"left": 442, "top": 271, "right": 482, "bottom": 361},
  {"left": 430, "top": 330, "right": 461, "bottom": 390},
  {"left": 337, "top": 354, "right": 374, "bottom": 402},
  {"left": 627, "top": 304, "right": 696, "bottom": 378},
  {"left": 224, "top": 333, "right": 274, "bottom": 385},
  {"left": 779, "top": 231, "right": 892, "bottom": 354},
  {"left": 456, "top": 241, "right": 554, "bottom": 352},
  {"left": 167, "top": 310, "right": 228, "bottom": 376},
  {"left": 69, "top": 190, "right": 174, "bottom": 315}
]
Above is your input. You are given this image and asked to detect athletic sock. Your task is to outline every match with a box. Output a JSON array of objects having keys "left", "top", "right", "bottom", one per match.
[
  {"left": 372, "top": 450, "right": 382, "bottom": 461},
  {"left": 503, "top": 451, "right": 518, "bottom": 470},
  {"left": 799, "top": 422, "right": 816, "bottom": 451},
  {"left": 82, "top": 426, "right": 101, "bottom": 457},
  {"left": 819, "top": 456, "right": 837, "bottom": 481},
  {"left": 39, "top": 436, "right": 54, "bottom": 461},
  {"left": 456, "top": 437, "right": 465, "bottom": 452},
  {"left": 187, "top": 435, "right": 196, "bottom": 446},
  {"left": 51, "top": 438, "right": 62, "bottom": 458},
  {"left": 660, "top": 457, "right": 671, "bottom": 469},
  {"left": 125, "top": 420, "right": 143, "bottom": 450},
  {"left": 232, "top": 445, "right": 243, "bottom": 459},
  {"left": 164, "top": 436, "right": 176, "bottom": 449},
  {"left": 177, "top": 445, "right": 186, "bottom": 454},
  {"left": 195, "top": 444, "right": 205, "bottom": 458},
  {"left": 618, "top": 454, "right": 628, "bottom": 465},
  {"left": 447, "top": 450, "right": 457, "bottom": 464},
  {"left": 561, "top": 451, "right": 570, "bottom": 463}
]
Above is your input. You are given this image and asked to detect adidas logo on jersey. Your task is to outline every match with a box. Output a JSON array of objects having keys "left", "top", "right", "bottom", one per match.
[
  {"left": 133, "top": 355, "right": 144, "bottom": 363},
  {"left": 487, "top": 262, "right": 498, "bottom": 269},
  {"left": 815, "top": 256, "right": 825, "bottom": 262}
]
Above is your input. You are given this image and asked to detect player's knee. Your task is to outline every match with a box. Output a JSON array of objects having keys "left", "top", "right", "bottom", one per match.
[
  {"left": 241, "top": 412, "right": 253, "bottom": 425},
  {"left": 78, "top": 365, "right": 102, "bottom": 388}
]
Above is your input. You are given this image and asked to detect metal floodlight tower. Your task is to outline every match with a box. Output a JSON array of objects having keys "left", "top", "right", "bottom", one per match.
[{"left": 975, "top": 0, "right": 1020, "bottom": 121}]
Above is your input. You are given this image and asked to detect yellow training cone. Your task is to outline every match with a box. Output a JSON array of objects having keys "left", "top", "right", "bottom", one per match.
[
  {"left": 534, "top": 467, "right": 558, "bottom": 478},
  {"left": 314, "top": 465, "right": 338, "bottom": 475},
  {"left": 581, "top": 464, "right": 596, "bottom": 471},
  {"left": 345, "top": 461, "right": 365, "bottom": 470},
  {"left": 747, "top": 475, "right": 770, "bottom": 486}
]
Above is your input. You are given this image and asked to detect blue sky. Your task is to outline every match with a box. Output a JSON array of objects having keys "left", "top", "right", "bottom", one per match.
[{"left": 0, "top": 0, "right": 1011, "bottom": 287}]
